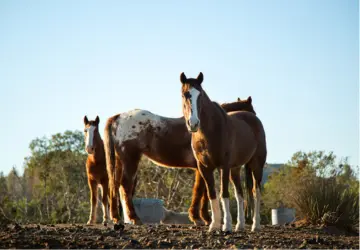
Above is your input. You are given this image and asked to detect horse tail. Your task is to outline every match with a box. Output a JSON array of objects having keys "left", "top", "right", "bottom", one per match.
[
  {"left": 104, "top": 115, "right": 119, "bottom": 211},
  {"left": 245, "top": 163, "right": 254, "bottom": 202}
]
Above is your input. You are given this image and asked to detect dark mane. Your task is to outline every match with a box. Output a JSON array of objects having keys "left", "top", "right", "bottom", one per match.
[{"left": 221, "top": 101, "right": 256, "bottom": 115}]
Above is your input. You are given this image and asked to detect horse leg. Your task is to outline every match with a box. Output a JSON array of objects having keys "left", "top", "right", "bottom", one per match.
[
  {"left": 188, "top": 170, "right": 206, "bottom": 226},
  {"left": 230, "top": 168, "right": 245, "bottom": 231},
  {"left": 131, "top": 174, "right": 138, "bottom": 197},
  {"left": 248, "top": 158, "right": 263, "bottom": 232},
  {"left": 109, "top": 157, "right": 122, "bottom": 224},
  {"left": 220, "top": 166, "right": 232, "bottom": 232},
  {"left": 101, "top": 180, "right": 110, "bottom": 226},
  {"left": 198, "top": 163, "right": 221, "bottom": 232},
  {"left": 119, "top": 155, "right": 142, "bottom": 225},
  {"left": 87, "top": 179, "right": 98, "bottom": 224},
  {"left": 200, "top": 188, "right": 211, "bottom": 226}
]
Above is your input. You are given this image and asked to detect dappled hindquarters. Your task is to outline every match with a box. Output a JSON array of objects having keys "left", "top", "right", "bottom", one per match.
[{"left": 0, "top": 223, "right": 358, "bottom": 249}]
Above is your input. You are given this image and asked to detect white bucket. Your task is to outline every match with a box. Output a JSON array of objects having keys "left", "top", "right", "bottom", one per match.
[
  {"left": 123, "top": 198, "right": 165, "bottom": 224},
  {"left": 271, "top": 207, "right": 296, "bottom": 225}
]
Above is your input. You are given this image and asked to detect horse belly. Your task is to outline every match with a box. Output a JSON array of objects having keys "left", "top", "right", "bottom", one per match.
[
  {"left": 144, "top": 142, "right": 196, "bottom": 169},
  {"left": 230, "top": 121, "right": 258, "bottom": 166},
  {"left": 230, "top": 143, "right": 256, "bottom": 166}
]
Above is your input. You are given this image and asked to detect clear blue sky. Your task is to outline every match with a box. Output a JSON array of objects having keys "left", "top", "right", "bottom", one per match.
[{"left": 0, "top": 0, "right": 358, "bottom": 175}]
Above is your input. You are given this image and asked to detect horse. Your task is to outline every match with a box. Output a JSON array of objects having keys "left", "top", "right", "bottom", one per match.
[
  {"left": 83, "top": 116, "right": 138, "bottom": 225},
  {"left": 103, "top": 98, "right": 256, "bottom": 226},
  {"left": 179, "top": 72, "right": 267, "bottom": 233},
  {"left": 83, "top": 115, "right": 110, "bottom": 226}
]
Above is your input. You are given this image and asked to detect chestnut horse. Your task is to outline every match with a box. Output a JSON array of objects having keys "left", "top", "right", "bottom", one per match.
[
  {"left": 179, "top": 72, "right": 267, "bottom": 232},
  {"left": 83, "top": 116, "right": 110, "bottom": 226},
  {"left": 84, "top": 115, "right": 139, "bottom": 226},
  {"left": 104, "top": 98, "right": 256, "bottom": 226}
]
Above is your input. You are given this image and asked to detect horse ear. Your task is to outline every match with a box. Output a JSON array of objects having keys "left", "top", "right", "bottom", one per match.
[
  {"left": 237, "top": 97, "right": 241, "bottom": 102},
  {"left": 95, "top": 116, "right": 100, "bottom": 125},
  {"left": 84, "top": 116, "right": 89, "bottom": 125},
  {"left": 180, "top": 72, "right": 187, "bottom": 84},
  {"left": 247, "top": 96, "right": 252, "bottom": 104},
  {"left": 197, "top": 72, "right": 203, "bottom": 84}
]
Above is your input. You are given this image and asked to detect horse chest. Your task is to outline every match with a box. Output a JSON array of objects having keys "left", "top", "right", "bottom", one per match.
[{"left": 192, "top": 139, "right": 221, "bottom": 168}]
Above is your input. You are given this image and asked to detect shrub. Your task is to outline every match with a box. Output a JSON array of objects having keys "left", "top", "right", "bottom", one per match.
[
  {"left": 262, "top": 151, "right": 359, "bottom": 232},
  {"left": 290, "top": 176, "right": 359, "bottom": 231}
]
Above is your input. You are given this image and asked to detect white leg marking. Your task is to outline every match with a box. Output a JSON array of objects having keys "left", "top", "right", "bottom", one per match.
[
  {"left": 85, "top": 125, "right": 96, "bottom": 153},
  {"left": 119, "top": 187, "right": 131, "bottom": 224},
  {"left": 188, "top": 87, "right": 201, "bottom": 129},
  {"left": 251, "top": 187, "right": 261, "bottom": 232},
  {"left": 209, "top": 199, "right": 222, "bottom": 232},
  {"left": 234, "top": 192, "right": 245, "bottom": 231},
  {"left": 221, "top": 198, "right": 232, "bottom": 232}
]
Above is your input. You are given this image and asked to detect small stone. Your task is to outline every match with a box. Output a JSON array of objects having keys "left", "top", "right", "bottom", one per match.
[{"left": 130, "top": 239, "right": 140, "bottom": 245}]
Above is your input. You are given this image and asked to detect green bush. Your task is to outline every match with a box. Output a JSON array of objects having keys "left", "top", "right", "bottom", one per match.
[
  {"left": 290, "top": 176, "right": 359, "bottom": 230},
  {"left": 262, "top": 151, "right": 359, "bottom": 231}
]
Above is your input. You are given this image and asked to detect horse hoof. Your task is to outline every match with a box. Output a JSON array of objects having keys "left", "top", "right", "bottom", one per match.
[
  {"left": 132, "top": 218, "right": 143, "bottom": 225},
  {"left": 103, "top": 222, "right": 108, "bottom": 227},
  {"left": 235, "top": 223, "right": 245, "bottom": 232},
  {"left": 222, "top": 224, "right": 232, "bottom": 233},
  {"left": 251, "top": 226, "right": 261, "bottom": 232},
  {"left": 112, "top": 218, "right": 120, "bottom": 225},
  {"left": 114, "top": 222, "right": 125, "bottom": 231},
  {"left": 193, "top": 219, "right": 205, "bottom": 226},
  {"left": 208, "top": 223, "right": 221, "bottom": 232},
  {"left": 86, "top": 220, "right": 94, "bottom": 225},
  {"left": 200, "top": 218, "right": 211, "bottom": 226}
]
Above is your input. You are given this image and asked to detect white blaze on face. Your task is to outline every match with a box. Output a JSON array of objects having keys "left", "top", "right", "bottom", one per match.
[
  {"left": 85, "top": 125, "right": 96, "bottom": 153},
  {"left": 188, "top": 87, "right": 201, "bottom": 130}
]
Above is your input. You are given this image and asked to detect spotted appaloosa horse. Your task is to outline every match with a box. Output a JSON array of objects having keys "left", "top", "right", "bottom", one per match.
[
  {"left": 180, "top": 72, "right": 267, "bottom": 233},
  {"left": 104, "top": 98, "right": 256, "bottom": 226}
]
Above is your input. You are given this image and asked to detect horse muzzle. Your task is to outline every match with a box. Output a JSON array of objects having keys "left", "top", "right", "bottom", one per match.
[
  {"left": 187, "top": 120, "right": 200, "bottom": 133},
  {"left": 86, "top": 146, "right": 95, "bottom": 154}
]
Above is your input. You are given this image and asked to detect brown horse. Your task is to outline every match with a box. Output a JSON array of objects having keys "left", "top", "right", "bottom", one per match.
[
  {"left": 104, "top": 98, "right": 256, "bottom": 226},
  {"left": 180, "top": 72, "right": 267, "bottom": 232},
  {"left": 83, "top": 115, "right": 111, "bottom": 226},
  {"left": 84, "top": 116, "right": 138, "bottom": 225}
]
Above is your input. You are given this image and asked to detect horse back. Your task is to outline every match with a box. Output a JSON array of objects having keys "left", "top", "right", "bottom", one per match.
[{"left": 228, "top": 111, "right": 266, "bottom": 141}]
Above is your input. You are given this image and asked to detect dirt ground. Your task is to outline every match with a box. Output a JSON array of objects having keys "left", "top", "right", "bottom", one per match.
[{"left": 0, "top": 222, "right": 358, "bottom": 249}]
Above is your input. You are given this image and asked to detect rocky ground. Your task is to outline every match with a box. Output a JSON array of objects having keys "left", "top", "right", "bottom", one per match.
[{"left": 0, "top": 222, "right": 358, "bottom": 249}]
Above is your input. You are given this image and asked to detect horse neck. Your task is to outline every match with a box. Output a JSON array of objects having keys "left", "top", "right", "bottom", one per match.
[
  {"left": 198, "top": 91, "right": 227, "bottom": 136},
  {"left": 91, "top": 133, "right": 105, "bottom": 163}
]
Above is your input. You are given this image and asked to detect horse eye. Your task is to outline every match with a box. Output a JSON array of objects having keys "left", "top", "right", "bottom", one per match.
[{"left": 84, "top": 129, "right": 87, "bottom": 133}]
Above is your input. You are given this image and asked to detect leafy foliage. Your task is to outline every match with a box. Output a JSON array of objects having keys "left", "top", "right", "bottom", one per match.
[
  {"left": 262, "top": 151, "right": 359, "bottom": 231},
  {"left": 0, "top": 130, "right": 198, "bottom": 224}
]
